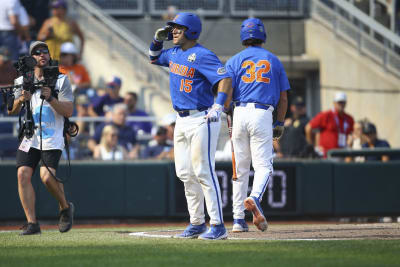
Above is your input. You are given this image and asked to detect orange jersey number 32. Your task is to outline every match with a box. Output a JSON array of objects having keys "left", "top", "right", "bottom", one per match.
[{"left": 241, "top": 60, "right": 271, "bottom": 84}]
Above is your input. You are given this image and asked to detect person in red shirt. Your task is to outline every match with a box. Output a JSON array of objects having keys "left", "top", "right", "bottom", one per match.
[{"left": 305, "top": 92, "right": 354, "bottom": 157}]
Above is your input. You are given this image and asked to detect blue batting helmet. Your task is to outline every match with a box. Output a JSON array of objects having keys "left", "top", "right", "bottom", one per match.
[
  {"left": 240, "top": 18, "right": 267, "bottom": 43},
  {"left": 167, "top": 12, "right": 202, "bottom": 40}
]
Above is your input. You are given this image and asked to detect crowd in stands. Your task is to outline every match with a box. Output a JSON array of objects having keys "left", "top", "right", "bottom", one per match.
[{"left": 0, "top": 0, "right": 397, "bottom": 162}]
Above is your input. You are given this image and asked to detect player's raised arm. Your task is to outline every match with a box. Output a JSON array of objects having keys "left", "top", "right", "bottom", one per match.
[{"left": 149, "top": 26, "right": 172, "bottom": 64}]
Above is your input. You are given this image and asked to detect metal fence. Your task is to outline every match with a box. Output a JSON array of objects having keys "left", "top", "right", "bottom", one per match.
[
  {"left": 149, "top": 0, "right": 224, "bottom": 17},
  {"left": 90, "top": 0, "right": 144, "bottom": 16},
  {"left": 230, "top": 0, "right": 306, "bottom": 17},
  {"left": 92, "top": 0, "right": 307, "bottom": 17},
  {"left": 312, "top": 0, "right": 400, "bottom": 78}
]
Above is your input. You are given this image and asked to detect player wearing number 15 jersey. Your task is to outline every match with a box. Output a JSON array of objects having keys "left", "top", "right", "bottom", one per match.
[
  {"left": 225, "top": 18, "right": 290, "bottom": 232},
  {"left": 149, "top": 13, "right": 232, "bottom": 240}
]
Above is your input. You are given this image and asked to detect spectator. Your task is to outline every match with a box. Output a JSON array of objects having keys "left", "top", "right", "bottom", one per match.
[
  {"left": 124, "top": 92, "right": 152, "bottom": 134},
  {"left": 361, "top": 122, "right": 391, "bottom": 162},
  {"left": 0, "top": 46, "right": 18, "bottom": 133},
  {"left": 88, "top": 103, "right": 139, "bottom": 159},
  {"left": 154, "top": 113, "right": 176, "bottom": 160},
  {"left": 88, "top": 77, "right": 123, "bottom": 117},
  {"left": 20, "top": 0, "right": 50, "bottom": 39},
  {"left": 17, "top": 2, "right": 31, "bottom": 56},
  {"left": 93, "top": 125, "right": 128, "bottom": 161},
  {"left": 141, "top": 126, "right": 171, "bottom": 159},
  {"left": 74, "top": 94, "right": 90, "bottom": 135},
  {"left": 346, "top": 119, "right": 368, "bottom": 162},
  {"left": 275, "top": 96, "right": 311, "bottom": 158},
  {"left": 37, "top": 0, "right": 84, "bottom": 61},
  {"left": 305, "top": 92, "right": 354, "bottom": 157},
  {"left": 0, "top": 46, "right": 17, "bottom": 86},
  {"left": 59, "top": 42, "right": 91, "bottom": 95},
  {"left": 0, "top": 0, "right": 21, "bottom": 61}
]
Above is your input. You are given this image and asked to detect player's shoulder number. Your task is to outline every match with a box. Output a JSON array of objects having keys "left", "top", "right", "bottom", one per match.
[{"left": 241, "top": 59, "right": 271, "bottom": 84}]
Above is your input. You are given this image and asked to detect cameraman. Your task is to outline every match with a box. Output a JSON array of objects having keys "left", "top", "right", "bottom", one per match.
[{"left": 8, "top": 41, "right": 74, "bottom": 235}]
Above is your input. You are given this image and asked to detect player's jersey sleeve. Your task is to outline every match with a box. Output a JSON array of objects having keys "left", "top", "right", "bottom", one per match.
[
  {"left": 197, "top": 51, "right": 230, "bottom": 87},
  {"left": 149, "top": 40, "right": 171, "bottom": 67}
]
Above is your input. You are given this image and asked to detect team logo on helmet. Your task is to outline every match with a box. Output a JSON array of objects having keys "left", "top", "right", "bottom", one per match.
[
  {"left": 173, "top": 14, "right": 179, "bottom": 22},
  {"left": 187, "top": 53, "right": 196, "bottom": 62}
]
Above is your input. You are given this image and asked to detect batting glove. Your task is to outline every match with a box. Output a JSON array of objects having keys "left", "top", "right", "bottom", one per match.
[
  {"left": 273, "top": 121, "right": 284, "bottom": 141},
  {"left": 154, "top": 26, "right": 173, "bottom": 42},
  {"left": 205, "top": 104, "right": 223, "bottom": 122}
]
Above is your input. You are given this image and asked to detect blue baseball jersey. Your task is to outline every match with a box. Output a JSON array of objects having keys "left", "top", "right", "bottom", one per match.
[
  {"left": 225, "top": 46, "right": 290, "bottom": 107},
  {"left": 152, "top": 44, "right": 229, "bottom": 111}
]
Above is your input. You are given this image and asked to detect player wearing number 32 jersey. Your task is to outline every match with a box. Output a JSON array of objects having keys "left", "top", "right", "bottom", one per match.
[
  {"left": 225, "top": 18, "right": 290, "bottom": 232},
  {"left": 149, "top": 12, "right": 232, "bottom": 240}
]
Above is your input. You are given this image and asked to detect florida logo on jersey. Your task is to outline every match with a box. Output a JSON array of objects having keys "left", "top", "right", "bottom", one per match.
[{"left": 169, "top": 61, "right": 195, "bottom": 78}]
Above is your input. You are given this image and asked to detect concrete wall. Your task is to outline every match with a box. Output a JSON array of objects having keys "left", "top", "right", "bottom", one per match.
[{"left": 305, "top": 20, "right": 400, "bottom": 147}]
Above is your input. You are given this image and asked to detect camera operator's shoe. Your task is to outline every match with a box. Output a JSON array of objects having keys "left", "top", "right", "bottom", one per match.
[
  {"left": 244, "top": 196, "right": 268, "bottom": 232},
  {"left": 20, "top": 222, "right": 41, "bottom": 235},
  {"left": 232, "top": 219, "right": 249, "bottom": 233},
  {"left": 198, "top": 224, "right": 228, "bottom": 240},
  {"left": 174, "top": 223, "right": 207, "bottom": 239},
  {"left": 59, "top": 202, "right": 74, "bottom": 233}
]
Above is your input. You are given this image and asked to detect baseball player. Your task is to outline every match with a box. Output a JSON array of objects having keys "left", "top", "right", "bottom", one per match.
[
  {"left": 225, "top": 18, "right": 290, "bottom": 232},
  {"left": 149, "top": 12, "right": 232, "bottom": 240}
]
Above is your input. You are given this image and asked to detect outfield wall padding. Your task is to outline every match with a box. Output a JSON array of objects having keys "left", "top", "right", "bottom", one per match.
[{"left": 0, "top": 161, "right": 399, "bottom": 220}]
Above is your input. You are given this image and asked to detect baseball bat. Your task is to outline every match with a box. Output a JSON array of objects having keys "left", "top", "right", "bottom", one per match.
[{"left": 226, "top": 114, "right": 237, "bottom": 181}]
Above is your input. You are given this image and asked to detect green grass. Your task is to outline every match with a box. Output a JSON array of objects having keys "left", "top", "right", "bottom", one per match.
[{"left": 1, "top": 227, "right": 400, "bottom": 267}]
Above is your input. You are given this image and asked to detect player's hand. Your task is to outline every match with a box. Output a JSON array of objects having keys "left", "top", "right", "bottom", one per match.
[
  {"left": 154, "top": 26, "right": 173, "bottom": 42},
  {"left": 205, "top": 103, "right": 223, "bottom": 122},
  {"left": 273, "top": 121, "right": 284, "bottom": 141},
  {"left": 20, "top": 90, "right": 32, "bottom": 102}
]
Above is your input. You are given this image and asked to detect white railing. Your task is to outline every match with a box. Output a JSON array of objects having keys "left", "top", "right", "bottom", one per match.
[
  {"left": 0, "top": 116, "right": 157, "bottom": 139},
  {"left": 312, "top": 0, "right": 400, "bottom": 77}
]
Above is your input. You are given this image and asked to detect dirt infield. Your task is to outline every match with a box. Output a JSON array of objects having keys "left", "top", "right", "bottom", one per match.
[{"left": 129, "top": 223, "right": 400, "bottom": 240}]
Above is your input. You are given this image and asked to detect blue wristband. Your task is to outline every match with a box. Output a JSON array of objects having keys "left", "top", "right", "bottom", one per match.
[
  {"left": 215, "top": 92, "right": 228, "bottom": 106},
  {"left": 273, "top": 121, "right": 284, "bottom": 127}
]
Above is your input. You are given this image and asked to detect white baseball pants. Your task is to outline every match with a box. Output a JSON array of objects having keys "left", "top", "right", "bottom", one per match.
[
  {"left": 174, "top": 110, "right": 224, "bottom": 225},
  {"left": 231, "top": 104, "right": 274, "bottom": 219}
]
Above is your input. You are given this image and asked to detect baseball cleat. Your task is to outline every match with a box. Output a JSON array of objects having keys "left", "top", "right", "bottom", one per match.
[
  {"left": 232, "top": 219, "right": 249, "bottom": 233},
  {"left": 59, "top": 202, "right": 74, "bottom": 233},
  {"left": 244, "top": 197, "right": 268, "bottom": 232},
  {"left": 198, "top": 224, "right": 228, "bottom": 240},
  {"left": 174, "top": 223, "right": 207, "bottom": 239}
]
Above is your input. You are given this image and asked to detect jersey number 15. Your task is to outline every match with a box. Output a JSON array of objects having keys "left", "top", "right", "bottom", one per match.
[{"left": 241, "top": 60, "right": 271, "bottom": 84}]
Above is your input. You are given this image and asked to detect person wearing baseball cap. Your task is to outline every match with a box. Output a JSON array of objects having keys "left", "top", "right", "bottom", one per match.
[
  {"left": 305, "top": 91, "right": 354, "bottom": 157},
  {"left": 8, "top": 37, "right": 75, "bottom": 235},
  {"left": 361, "top": 122, "right": 391, "bottom": 162},
  {"left": 59, "top": 42, "right": 91, "bottom": 94},
  {"left": 88, "top": 76, "right": 124, "bottom": 117},
  {"left": 276, "top": 96, "right": 311, "bottom": 158},
  {"left": 37, "top": 0, "right": 84, "bottom": 61}
]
